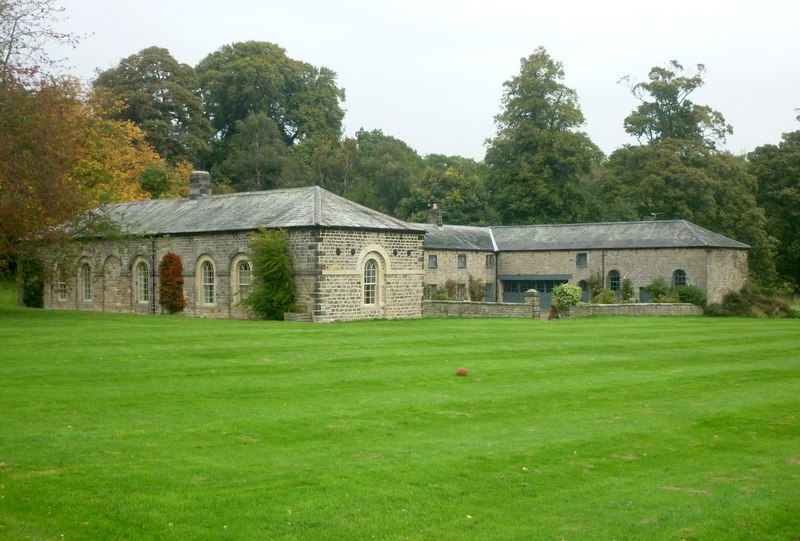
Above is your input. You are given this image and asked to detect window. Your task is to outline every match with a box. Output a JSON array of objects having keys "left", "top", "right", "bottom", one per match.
[
  {"left": 136, "top": 262, "right": 149, "bottom": 303},
  {"left": 428, "top": 254, "right": 438, "bottom": 269},
  {"left": 608, "top": 270, "right": 621, "bottom": 291},
  {"left": 81, "top": 263, "right": 92, "bottom": 302},
  {"left": 364, "top": 259, "right": 377, "bottom": 305},
  {"left": 457, "top": 254, "right": 467, "bottom": 268},
  {"left": 485, "top": 254, "right": 495, "bottom": 268},
  {"left": 673, "top": 269, "right": 687, "bottom": 288},
  {"left": 426, "top": 284, "right": 438, "bottom": 300},
  {"left": 238, "top": 260, "right": 252, "bottom": 300},
  {"left": 576, "top": 253, "right": 588, "bottom": 267},
  {"left": 202, "top": 261, "right": 215, "bottom": 304},
  {"left": 57, "top": 281, "right": 67, "bottom": 301},
  {"left": 457, "top": 283, "right": 467, "bottom": 299}
]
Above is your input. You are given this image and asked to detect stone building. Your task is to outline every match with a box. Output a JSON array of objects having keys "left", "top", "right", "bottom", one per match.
[
  {"left": 418, "top": 220, "right": 749, "bottom": 307},
  {"left": 43, "top": 172, "right": 426, "bottom": 322},
  {"left": 42, "top": 172, "right": 748, "bottom": 321}
]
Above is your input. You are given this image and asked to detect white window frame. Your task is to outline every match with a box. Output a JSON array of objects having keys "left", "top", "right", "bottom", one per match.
[
  {"left": 457, "top": 253, "right": 467, "bottom": 268},
  {"left": 363, "top": 259, "right": 377, "bottom": 305},
  {"left": 201, "top": 260, "right": 215, "bottom": 305},
  {"left": 136, "top": 261, "right": 150, "bottom": 303},
  {"left": 81, "top": 263, "right": 92, "bottom": 302},
  {"left": 237, "top": 260, "right": 252, "bottom": 301}
]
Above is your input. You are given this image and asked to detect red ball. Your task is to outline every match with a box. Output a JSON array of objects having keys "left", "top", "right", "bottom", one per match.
[{"left": 456, "top": 367, "right": 467, "bottom": 376}]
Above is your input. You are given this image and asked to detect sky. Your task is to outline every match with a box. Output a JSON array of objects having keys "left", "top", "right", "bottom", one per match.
[{"left": 48, "top": 0, "right": 799, "bottom": 161}]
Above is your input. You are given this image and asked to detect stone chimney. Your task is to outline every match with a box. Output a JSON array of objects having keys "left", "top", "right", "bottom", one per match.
[
  {"left": 189, "top": 171, "right": 212, "bottom": 199},
  {"left": 428, "top": 203, "right": 443, "bottom": 226}
]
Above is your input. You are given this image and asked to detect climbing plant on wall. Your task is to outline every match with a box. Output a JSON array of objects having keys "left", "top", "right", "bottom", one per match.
[
  {"left": 158, "top": 252, "right": 186, "bottom": 314},
  {"left": 242, "top": 229, "right": 297, "bottom": 320}
]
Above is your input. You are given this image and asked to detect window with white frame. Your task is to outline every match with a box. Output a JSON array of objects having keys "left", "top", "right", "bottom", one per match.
[
  {"left": 457, "top": 253, "right": 467, "bottom": 268},
  {"left": 238, "top": 260, "right": 252, "bottom": 300},
  {"left": 428, "top": 254, "right": 438, "bottom": 269},
  {"left": 202, "top": 260, "right": 215, "bottom": 304},
  {"left": 364, "top": 259, "right": 377, "bottom": 305},
  {"left": 485, "top": 254, "right": 495, "bottom": 268},
  {"left": 81, "top": 263, "right": 92, "bottom": 302},
  {"left": 136, "top": 261, "right": 149, "bottom": 303}
]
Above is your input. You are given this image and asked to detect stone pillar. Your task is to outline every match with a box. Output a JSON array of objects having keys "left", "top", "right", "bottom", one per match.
[{"left": 524, "top": 289, "right": 540, "bottom": 319}]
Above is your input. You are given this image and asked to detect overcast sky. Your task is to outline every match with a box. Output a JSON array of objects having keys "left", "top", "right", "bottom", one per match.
[{"left": 50, "top": 0, "right": 799, "bottom": 161}]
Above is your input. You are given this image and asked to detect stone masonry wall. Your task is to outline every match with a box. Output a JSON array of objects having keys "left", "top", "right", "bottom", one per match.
[
  {"left": 295, "top": 228, "right": 425, "bottom": 322},
  {"left": 422, "top": 290, "right": 540, "bottom": 319},
  {"left": 495, "top": 247, "right": 746, "bottom": 304},
  {"left": 423, "top": 249, "right": 496, "bottom": 300},
  {"left": 43, "top": 227, "right": 425, "bottom": 323}
]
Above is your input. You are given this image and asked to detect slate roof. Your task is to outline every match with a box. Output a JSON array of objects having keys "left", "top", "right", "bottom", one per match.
[
  {"left": 100, "top": 186, "right": 424, "bottom": 235},
  {"left": 416, "top": 220, "right": 749, "bottom": 251}
]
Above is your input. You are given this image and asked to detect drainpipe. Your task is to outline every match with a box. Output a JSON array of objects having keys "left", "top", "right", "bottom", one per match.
[{"left": 151, "top": 237, "right": 157, "bottom": 315}]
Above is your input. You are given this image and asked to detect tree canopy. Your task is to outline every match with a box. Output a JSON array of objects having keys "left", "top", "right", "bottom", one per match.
[
  {"left": 748, "top": 130, "right": 800, "bottom": 288},
  {"left": 92, "top": 46, "right": 213, "bottom": 165},
  {"left": 484, "top": 47, "right": 603, "bottom": 224},
  {"left": 195, "top": 41, "right": 345, "bottom": 149},
  {"left": 621, "top": 61, "right": 732, "bottom": 149}
]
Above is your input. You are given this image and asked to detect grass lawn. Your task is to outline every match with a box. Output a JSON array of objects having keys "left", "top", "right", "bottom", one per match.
[{"left": 1, "top": 282, "right": 799, "bottom": 540}]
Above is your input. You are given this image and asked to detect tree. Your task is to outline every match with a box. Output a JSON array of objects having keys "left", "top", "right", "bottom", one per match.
[
  {"left": 396, "top": 155, "right": 495, "bottom": 225},
  {"left": 92, "top": 46, "right": 213, "bottom": 164},
  {"left": 621, "top": 60, "right": 732, "bottom": 149},
  {"left": 70, "top": 100, "right": 163, "bottom": 206},
  {"left": 346, "top": 129, "right": 423, "bottom": 215},
  {"left": 0, "top": 78, "right": 87, "bottom": 258},
  {"left": 600, "top": 139, "right": 776, "bottom": 282},
  {"left": 0, "top": 0, "right": 81, "bottom": 87},
  {"left": 218, "top": 112, "right": 299, "bottom": 191},
  {"left": 484, "top": 47, "right": 603, "bottom": 224},
  {"left": 748, "top": 130, "right": 800, "bottom": 289},
  {"left": 195, "top": 41, "right": 345, "bottom": 169}
]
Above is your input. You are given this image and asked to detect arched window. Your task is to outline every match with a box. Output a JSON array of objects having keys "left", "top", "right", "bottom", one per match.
[
  {"left": 237, "top": 260, "right": 252, "bottom": 300},
  {"left": 81, "top": 263, "right": 92, "bottom": 302},
  {"left": 136, "top": 261, "right": 149, "bottom": 303},
  {"left": 363, "top": 259, "right": 377, "bottom": 305},
  {"left": 673, "top": 269, "right": 687, "bottom": 288},
  {"left": 202, "top": 261, "right": 215, "bottom": 304},
  {"left": 608, "top": 270, "right": 621, "bottom": 291}
]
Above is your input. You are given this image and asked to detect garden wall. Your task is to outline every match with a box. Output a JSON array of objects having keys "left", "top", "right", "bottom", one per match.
[
  {"left": 562, "top": 303, "right": 703, "bottom": 318},
  {"left": 422, "top": 290, "right": 540, "bottom": 319}
]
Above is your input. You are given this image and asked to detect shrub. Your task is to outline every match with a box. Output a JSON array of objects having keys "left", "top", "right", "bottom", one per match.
[
  {"left": 468, "top": 275, "right": 486, "bottom": 301},
  {"left": 20, "top": 254, "right": 44, "bottom": 308},
  {"left": 706, "top": 285, "right": 798, "bottom": 318},
  {"left": 675, "top": 285, "right": 707, "bottom": 307},
  {"left": 593, "top": 288, "right": 617, "bottom": 304},
  {"left": 158, "top": 253, "right": 186, "bottom": 314},
  {"left": 643, "top": 278, "right": 669, "bottom": 300},
  {"left": 620, "top": 278, "right": 636, "bottom": 303},
  {"left": 242, "top": 229, "right": 297, "bottom": 320},
  {"left": 552, "top": 283, "right": 582, "bottom": 311}
]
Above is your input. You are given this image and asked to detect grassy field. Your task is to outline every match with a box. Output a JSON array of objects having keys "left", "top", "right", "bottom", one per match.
[{"left": 1, "top": 283, "right": 799, "bottom": 540}]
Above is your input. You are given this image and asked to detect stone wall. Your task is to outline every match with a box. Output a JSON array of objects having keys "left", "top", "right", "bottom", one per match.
[
  {"left": 294, "top": 228, "right": 425, "bottom": 322},
  {"left": 423, "top": 290, "right": 540, "bottom": 319},
  {"left": 43, "top": 226, "right": 425, "bottom": 323},
  {"left": 423, "top": 249, "right": 496, "bottom": 300},
  {"left": 562, "top": 303, "right": 704, "bottom": 318},
  {"left": 495, "top": 247, "right": 746, "bottom": 304}
]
